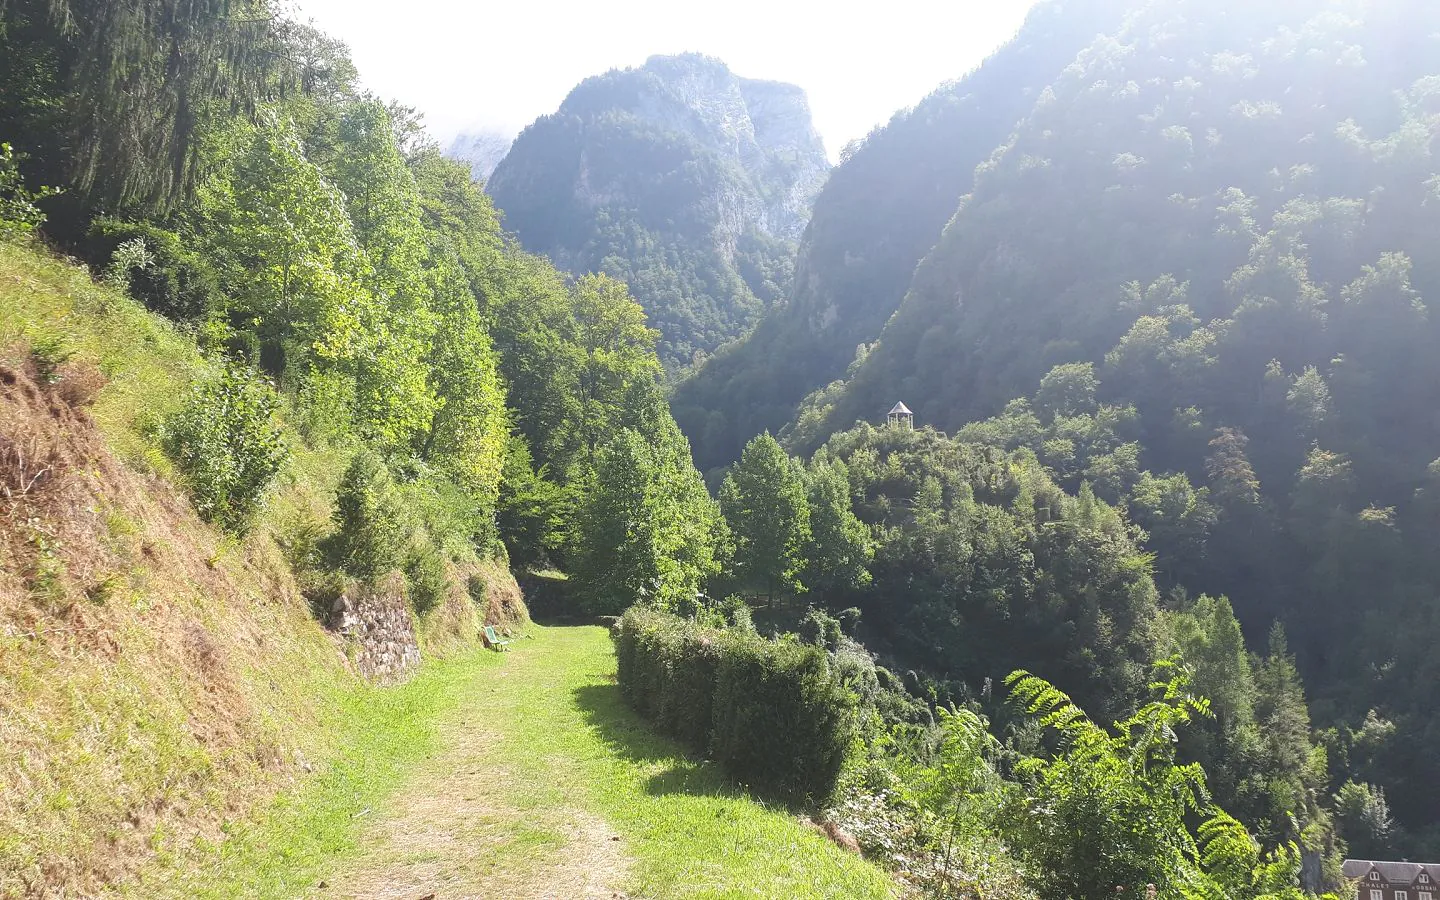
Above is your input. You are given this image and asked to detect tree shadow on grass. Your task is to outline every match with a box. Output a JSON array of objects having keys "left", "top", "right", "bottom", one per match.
[{"left": 571, "top": 682, "right": 765, "bottom": 804}]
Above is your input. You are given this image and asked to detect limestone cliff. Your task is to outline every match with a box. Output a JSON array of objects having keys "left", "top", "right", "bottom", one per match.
[
  {"left": 486, "top": 54, "right": 829, "bottom": 371},
  {"left": 447, "top": 128, "right": 513, "bottom": 183}
]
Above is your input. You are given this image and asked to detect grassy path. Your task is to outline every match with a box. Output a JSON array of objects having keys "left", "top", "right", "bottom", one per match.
[{"left": 153, "top": 626, "right": 895, "bottom": 899}]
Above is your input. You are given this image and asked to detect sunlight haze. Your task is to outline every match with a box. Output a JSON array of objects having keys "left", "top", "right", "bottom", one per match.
[{"left": 287, "top": 0, "right": 1043, "bottom": 156}]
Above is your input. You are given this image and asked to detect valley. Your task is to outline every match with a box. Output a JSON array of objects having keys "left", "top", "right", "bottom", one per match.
[{"left": 2, "top": 0, "right": 1439, "bottom": 896}]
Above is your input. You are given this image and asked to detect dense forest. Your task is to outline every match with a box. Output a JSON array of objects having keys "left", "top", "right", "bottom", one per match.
[
  {"left": 670, "top": 0, "right": 1440, "bottom": 864},
  {"left": 3, "top": 0, "right": 1439, "bottom": 895},
  {"left": 487, "top": 54, "right": 830, "bottom": 372},
  {"left": 0, "top": 0, "right": 721, "bottom": 639}
]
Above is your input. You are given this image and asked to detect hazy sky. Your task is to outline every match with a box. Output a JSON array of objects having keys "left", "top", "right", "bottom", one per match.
[{"left": 286, "top": 0, "right": 1041, "bottom": 158}]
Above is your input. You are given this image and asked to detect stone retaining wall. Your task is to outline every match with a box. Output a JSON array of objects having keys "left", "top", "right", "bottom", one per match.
[{"left": 327, "top": 574, "right": 421, "bottom": 683}]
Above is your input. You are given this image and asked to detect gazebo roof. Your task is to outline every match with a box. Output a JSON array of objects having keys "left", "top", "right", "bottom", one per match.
[{"left": 888, "top": 402, "right": 913, "bottom": 416}]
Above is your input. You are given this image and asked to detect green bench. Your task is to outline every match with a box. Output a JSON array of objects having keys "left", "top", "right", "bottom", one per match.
[{"left": 483, "top": 625, "right": 511, "bottom": 651}]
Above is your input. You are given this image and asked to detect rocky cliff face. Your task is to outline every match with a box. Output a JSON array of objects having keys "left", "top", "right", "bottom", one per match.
[
  {"left": 447, "top": 129, "right": 513, "bottom": 183},
  {"left": 486, "top": 54, "right": 829, "bottom": 371},
  {"left": 738, "top": 78, "right": 830, "bottom": 240}
]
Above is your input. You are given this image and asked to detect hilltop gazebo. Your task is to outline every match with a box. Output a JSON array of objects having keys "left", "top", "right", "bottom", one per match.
[{"left": 887, "top": 402, "right": 914, "bottom": 430}]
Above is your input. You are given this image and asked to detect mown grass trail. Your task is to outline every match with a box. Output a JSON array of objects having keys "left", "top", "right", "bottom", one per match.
[{"left": 149, "top": 626, "right": 895, "bottom": 899}]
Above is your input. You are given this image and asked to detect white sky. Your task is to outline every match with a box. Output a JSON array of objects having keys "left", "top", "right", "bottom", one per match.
[{"left": 286, "top": 0, "right": 1042, "bottom": 158}]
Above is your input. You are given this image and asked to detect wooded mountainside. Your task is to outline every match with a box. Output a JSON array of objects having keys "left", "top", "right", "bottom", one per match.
[
  {"left": 672, "top": 0, "right": 1130, "bottom": 475},
  {"left": 674, "top": 0, "right": 1440, "bottom": 860},
  {"left": 487, "top": 53, "right": 830, "bottom": 373}
]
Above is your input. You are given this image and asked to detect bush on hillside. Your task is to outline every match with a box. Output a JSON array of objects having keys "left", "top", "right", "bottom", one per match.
[
  {"left": 325, "top": 449, "right": 411, "bottom": 580},
  {"left": 615, "top": 606, "right": 858, "bottom": 805},
  {"left": 159, "top": 365, "right": 288, "bottom": 531},
  {"left": 90, "top": 218, "right": 220, "bottom": 320},
  {"left": 0, "top": 143, "right": 56, "bottom": 241},
  {"left": 403, "top": 538, "right": 449, "bottom": 615},
  {"left": 616, "top": 609, "right": 723, "bottom": 751},
  {"left": 797, "top": 606, "right": 842, "bottom": 651},
  {"left": 709, "top": 634, "right": 857, "bottom": 805}
]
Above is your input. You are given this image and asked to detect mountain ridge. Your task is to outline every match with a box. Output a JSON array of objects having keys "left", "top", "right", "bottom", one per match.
[
  {"left": 671, "top": 0, "right": 1129, "bottom": 474},
  {"left": 487, "top": 53, "right": 829, "bottom": 371}
]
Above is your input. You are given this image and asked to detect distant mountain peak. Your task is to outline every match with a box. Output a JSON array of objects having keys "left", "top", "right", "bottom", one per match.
[
  {"left": 446, "top": 128, "right": 513, "bottom": 183},
  {"left": 486, "top": 54, "right": 830, "bottom": 371}
]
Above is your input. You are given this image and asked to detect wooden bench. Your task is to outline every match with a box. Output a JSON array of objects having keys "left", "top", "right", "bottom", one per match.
[{"left": 482, "top": 625, "right": 511, "bottom": 651}]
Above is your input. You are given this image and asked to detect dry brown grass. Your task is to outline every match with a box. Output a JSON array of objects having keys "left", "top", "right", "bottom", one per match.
[
  {"left": 477, "top": 560, "right": 530, "bottom": 634},
  {"left": 0, "top": 364, "right": 78, "bottom": 509},
  {"left": 51, "top": 360, "right": 107, "bottom": 409},
  {"left": 415, "top": 558, "right": 530, "bottom": 657},
  {"left": 0, "top": 356, "right": 339, "bottom": 897}
]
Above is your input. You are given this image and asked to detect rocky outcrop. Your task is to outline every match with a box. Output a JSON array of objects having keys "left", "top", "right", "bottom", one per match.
[
  {"left": 486, "top": 53, "right": 831, "bottom": 371},
  {"left": 447, "top": 129, "right": 513, "bottom": 183},
  {"left": 327, "top": 574, "right": 422, "bottom": 683},
  {"left": 739, "top": 78, "right": 830, "bottom": 240}
]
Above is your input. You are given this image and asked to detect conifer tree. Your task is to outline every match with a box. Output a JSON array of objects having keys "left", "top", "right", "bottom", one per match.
[
  {"left": 802, "top": 457, "right": 872, "bottom": 601},
  {"left": 719, "top": 433, "right": 811, "bottom": 600},
  {"left": 2, "top": 0, "right": 287, "bottom": 213}
]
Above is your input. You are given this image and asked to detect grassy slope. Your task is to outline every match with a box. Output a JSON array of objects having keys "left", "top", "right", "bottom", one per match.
[
  {"left": 0, "top": 242, "right": 489, "bottom": 894},
  {"left": 129, "top": 648, "right": 507, "bottom": 897},
  {"left": 0, "top": 242, "right": 334, "bottom": 893},
  {"left": 167, "top": 626, "right": 894, "bottom": 899}
]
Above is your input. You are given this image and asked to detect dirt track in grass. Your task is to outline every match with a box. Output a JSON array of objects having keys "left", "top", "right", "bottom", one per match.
[
  {"left": 324, "top": 633, "right": 630, "bottom": 900},
  {"left": 191, "top": 625, "right": 893, "bottom": 899}
]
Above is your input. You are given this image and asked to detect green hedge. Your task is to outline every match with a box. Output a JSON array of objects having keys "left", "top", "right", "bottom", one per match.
[{"left": 614, "top": 606, "right": 857, "bottom": 805}]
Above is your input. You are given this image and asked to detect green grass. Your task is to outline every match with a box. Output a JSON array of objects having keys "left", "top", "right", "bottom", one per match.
[
  {"left": 478, "top": 626, "right": 894, "bottom": 898},
  {"left": 0, "top": 240, "right": 203, "bottom": 470},
  {"left": 130, "top": 649, "right": 507, "bottom": 897},
  {"left": 159, "top": 626, "right": 896, "bottom": 899}
]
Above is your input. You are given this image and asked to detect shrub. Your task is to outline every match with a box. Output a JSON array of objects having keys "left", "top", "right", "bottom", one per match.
[
  {"left": 616, "top": 609, "right": 726, "bottom": 753},
  {"left": 614, "top": 607, "right": 672, "bottom": 717},
  {"left": 89, "top": 218, "right": 221, "bottom": 320},
  {"left": 710, "top": 634, "right": 857, "bottom": 805},
  {"left": 0, "top": 143, "right": 56, "bottom": 241},
  {"left": 27, "top": 331, "right": 74, "bottom": 383},
  {"left": 101, "top": 238, "right": 155, "bottom": 292},
  {"left": 653, "top": 618, "right": 722, "bottom": 750},
  {"left": 614, "top": 606, "right": 858, "bottom": 806},
  {"left": 466, "top": 572, "right": 488, "bottom": 607},
  {"left": 159, "top": 365, "right": 288, "bottom": 531},
  {"left": 798, "top": 606, "right": 842, "bottom": 651},
  {"left": 403, "top": 466, "right": 494, "bottom": 558},
  {"left": 404, "top": 537, "right": 449, "bottom": 615},
  {"left": 325, "top": 449, "right": 410, "bottom": 580}
]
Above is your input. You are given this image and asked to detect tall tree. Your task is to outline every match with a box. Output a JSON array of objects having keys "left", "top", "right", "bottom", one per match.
[
  {"left": 195, "top": 119, "right": 371, "bottom": 378},
  {"left": 719, "top": 433, "right": 811, "bottom": 600},
  {"left": 571, "top": 273, "right": 662, "bottom": 465},
  {"left": 801, "top": 456, "right": 872, "bottom": 602},
  {"left": 568, "top": 418, "right": 721, "bottom": 615},
  {"left": 0, "top": 0, "right": 287, "bottom": 215}
]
